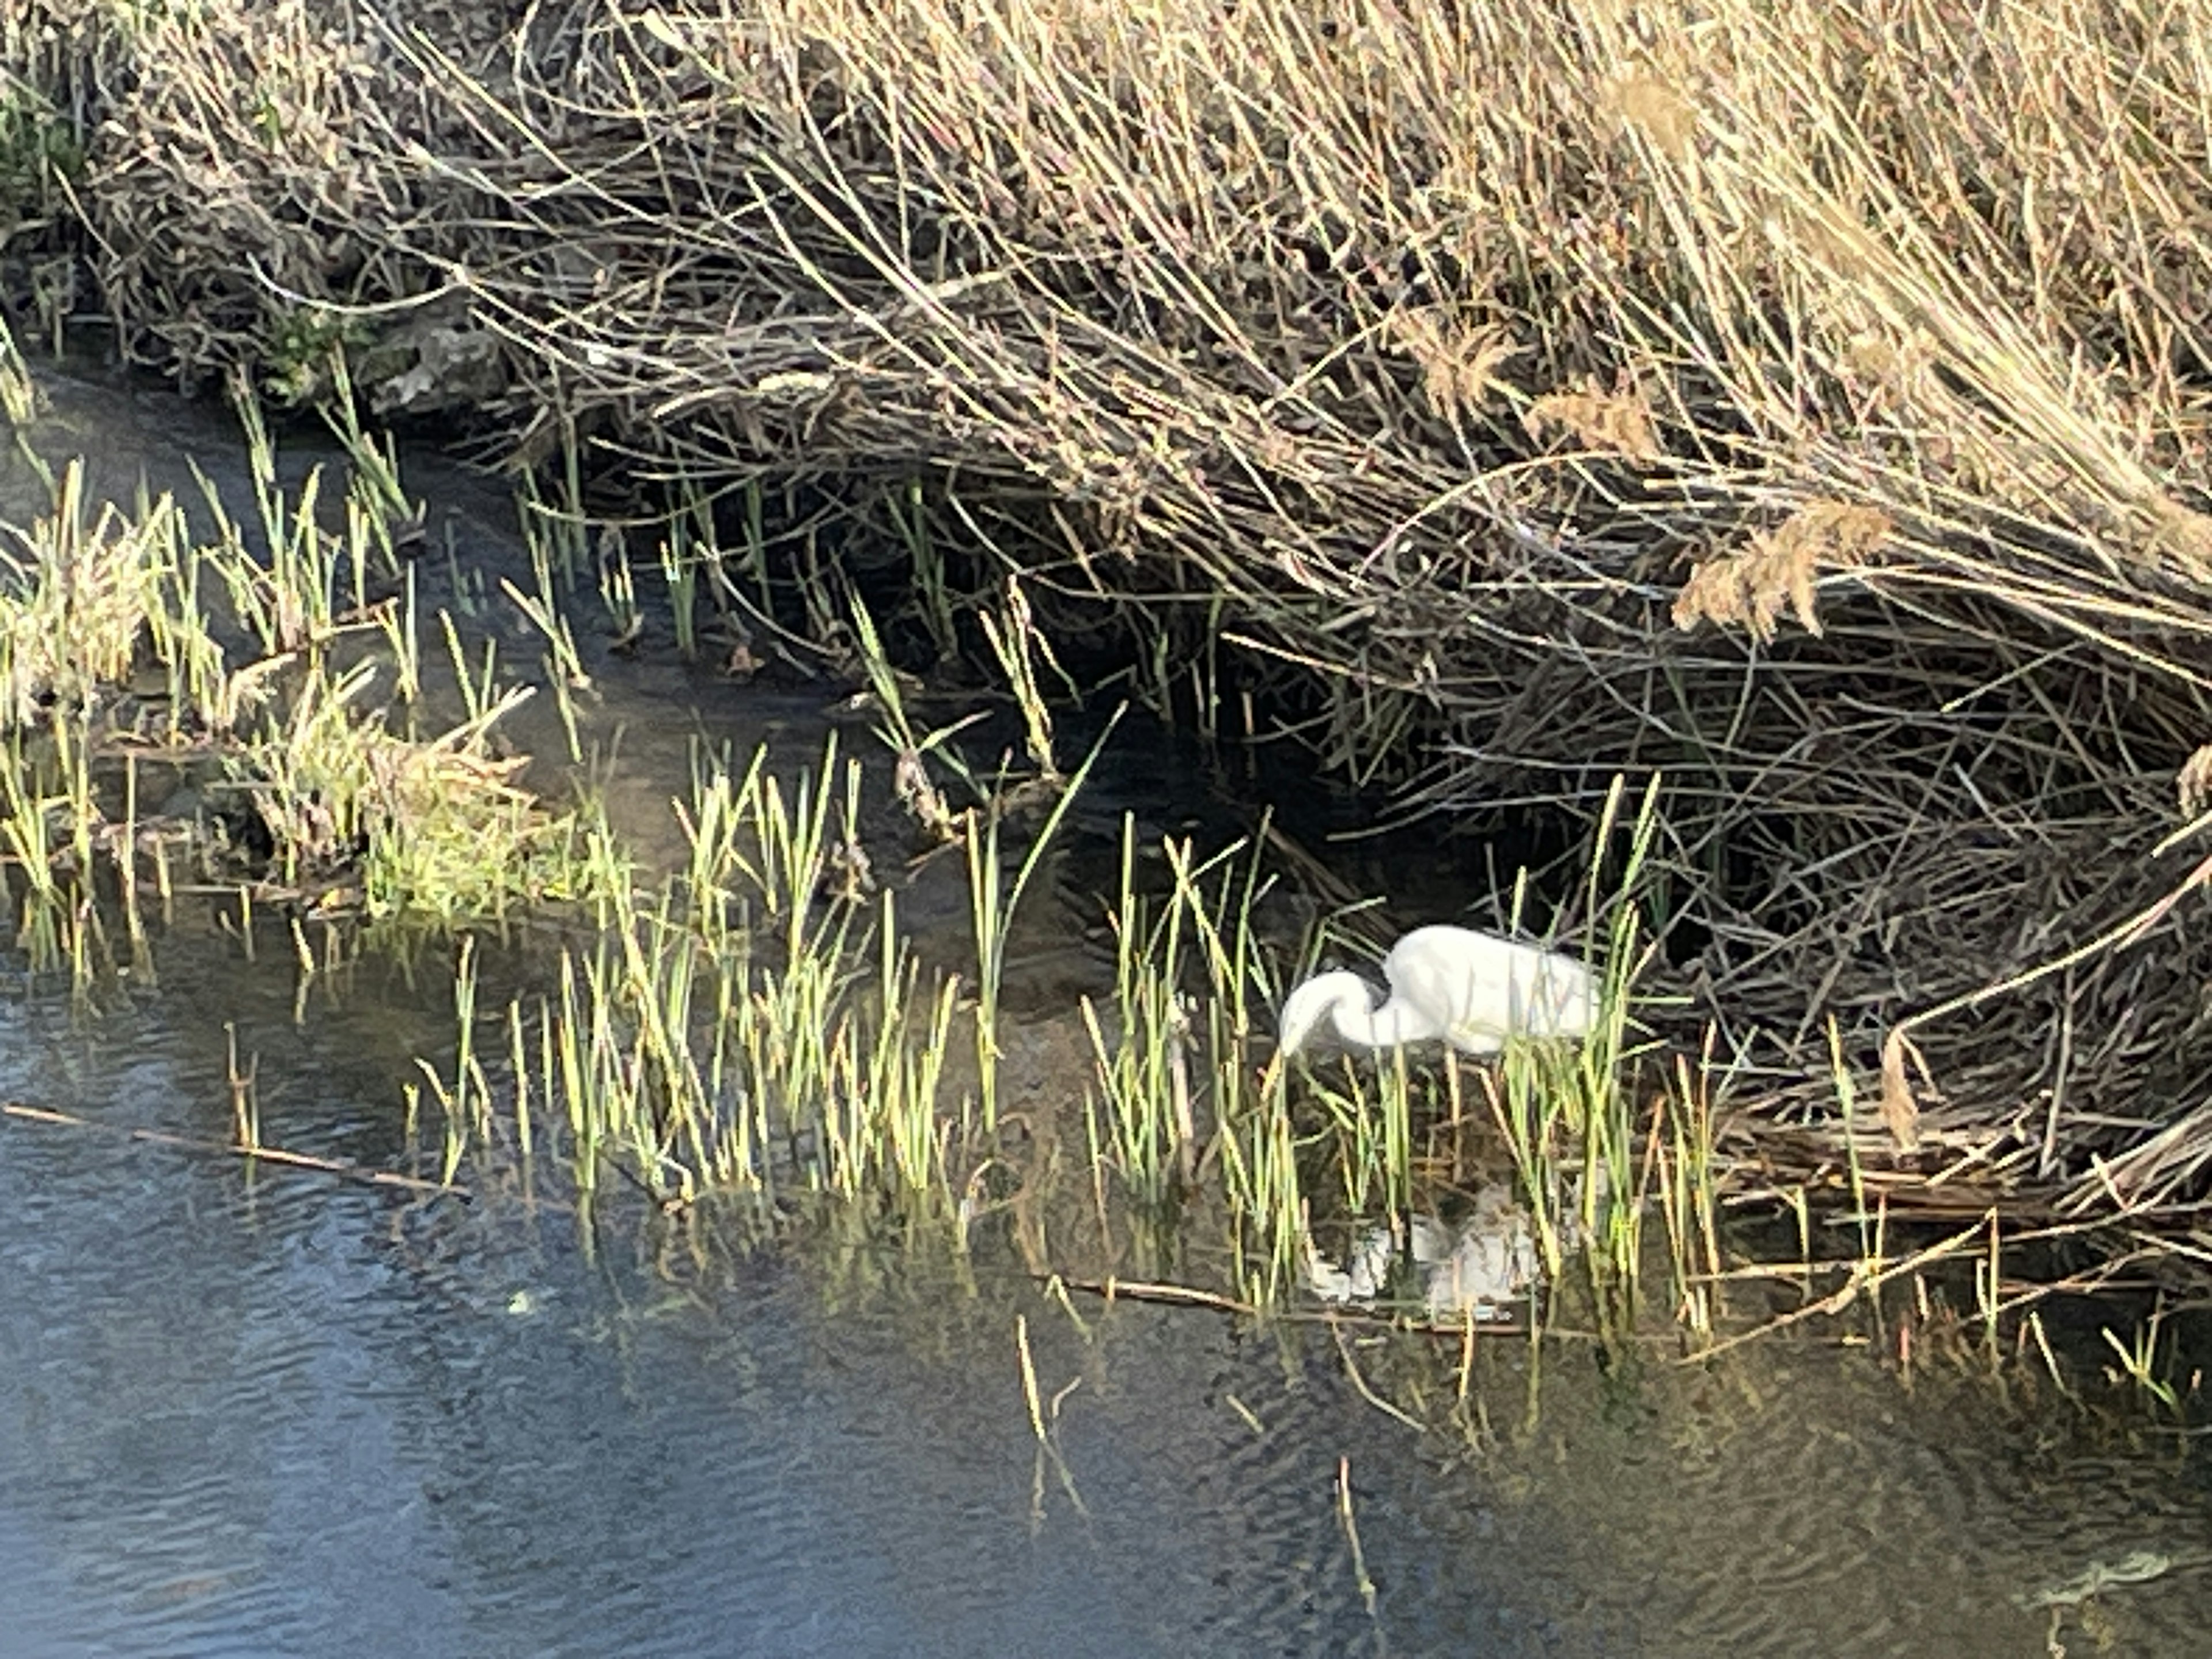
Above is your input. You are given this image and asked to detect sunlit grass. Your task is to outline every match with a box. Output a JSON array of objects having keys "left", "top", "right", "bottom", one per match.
[
  {"left": 0, "top": 384, "right": 622, "bottom": 978},
  {"left": 0, "top": 387, "right": 2043, "bottom": 1393},
  {"left": 0, "top": 402, "right": 2173, "bottom": 1423},
  {"left": 0, "top": 404, "right": 1729, "bottom": 1357}
]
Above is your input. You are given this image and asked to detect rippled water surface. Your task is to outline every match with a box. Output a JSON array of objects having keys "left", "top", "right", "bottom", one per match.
[
  {"left": 6, "top": 945, "right": 2212, "bottom": 1658},
  {"left": 6, "top": 366, "right": 2212, "bottom": 1657}
]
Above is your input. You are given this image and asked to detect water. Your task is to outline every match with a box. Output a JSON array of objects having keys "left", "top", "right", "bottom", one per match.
[
  {"left": 0, "top": 363, "right": 1419, "bottom": 971},
  {"left": 5, "top": 956, "right": 2212, "bottom": 1658},
  {"left": 6, "top": 365, "right": 2212, "bottom": 1656}
]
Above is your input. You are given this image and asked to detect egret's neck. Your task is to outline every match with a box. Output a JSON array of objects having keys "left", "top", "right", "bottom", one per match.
[{"left": 1335, "top": 982, "right": 1444, "bottom": 1049}]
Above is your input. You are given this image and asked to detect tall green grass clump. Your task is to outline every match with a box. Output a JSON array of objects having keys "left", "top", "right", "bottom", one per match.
[
  {"left": 1487, "top": 778, "right": 1666, "bottom": 1331},
  {"left": 433, "top": 739, "right": 963, "bottom": 1214},
  {"left": 0, "top": 389, "right": 617, "bottom": 969},
  {"left": 1082, "top": 823, "right": 1271, "bottom": 1215}
]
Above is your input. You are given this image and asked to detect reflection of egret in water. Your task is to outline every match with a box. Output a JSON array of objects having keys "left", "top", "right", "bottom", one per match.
[
  {"left": 1303, "top": 1190, "right": 1539, "bottom": 1321},
  {"left": 1277, "top": 925, "right": 1594, "bottom": 1057}
]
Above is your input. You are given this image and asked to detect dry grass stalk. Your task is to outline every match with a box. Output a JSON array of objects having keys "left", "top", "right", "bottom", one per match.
[
  {"left": 1672, "top": 501, "right": 1889, "bottom": 642},
  {"left": 1524, "top": 377, "right": 1663, "bottom": 464},
  {"left": 1879, "top": 1028, "right": 1925, "bottom": 1156}
]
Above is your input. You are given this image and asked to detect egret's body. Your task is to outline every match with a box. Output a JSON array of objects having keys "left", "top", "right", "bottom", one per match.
[{"left": 1278, "top": 925, "right": 1594, "bottom": 1057}]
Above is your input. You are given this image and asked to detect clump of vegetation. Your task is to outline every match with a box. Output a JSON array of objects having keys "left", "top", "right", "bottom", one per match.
[
  {"left": 9, "top": 0, "right": 2212, "bottom": 1391},
  {"left": 264, "top": 304, "right": 372, "bottom": 407},
  {"left": 236, "top": 662, "right": 596, "bottom": 918},
  {"left": 0, "top": 61, "right": 80, "bottom": 228},
  {"left": 0, "top": 364, "right": 612, "bottom": 964}
]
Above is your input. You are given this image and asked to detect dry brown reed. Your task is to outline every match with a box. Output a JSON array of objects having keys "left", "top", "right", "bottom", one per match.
[{"left": 12, "top": 0, "right": 2212, "bottom": 1246}]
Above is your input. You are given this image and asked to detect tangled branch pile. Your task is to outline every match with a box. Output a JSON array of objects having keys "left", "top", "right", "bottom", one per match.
[{"left": 9, "top": 0, "right": 2212, "bottom": 1226}]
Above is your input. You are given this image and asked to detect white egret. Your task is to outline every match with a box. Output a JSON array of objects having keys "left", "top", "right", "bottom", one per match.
[{"left": 1277, "top": 925, "right": 1594, "bottom": 1058}]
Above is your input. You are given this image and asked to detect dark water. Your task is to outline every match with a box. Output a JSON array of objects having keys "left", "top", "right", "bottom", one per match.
[
  {"left": 5, "top": 945, "right": 2212, "bottom": 1658},
  {"left": 6, "top": 365, "right": 2212, "bottom": 1657}
]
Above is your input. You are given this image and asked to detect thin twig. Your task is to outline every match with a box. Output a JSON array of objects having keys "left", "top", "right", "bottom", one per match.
[{"left": 2, "top": 1100, "right": 469, "bottom": 1200}]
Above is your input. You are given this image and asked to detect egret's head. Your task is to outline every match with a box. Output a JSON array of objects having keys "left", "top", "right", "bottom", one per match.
[{"left": 1278, "top": 970, "right": 1368, "bottom": 1056}]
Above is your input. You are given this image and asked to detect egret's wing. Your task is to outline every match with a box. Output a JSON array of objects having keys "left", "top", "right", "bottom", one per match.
[
  {"left": 1508, "top": 948, "right": 1593, "bottom": 1036},
  {"left": 1378, "top": 931, "right": 1486, "bottom": 1052},
  {"left": 1387, "top": 929, "right": 1592, "bottom": 1048}
]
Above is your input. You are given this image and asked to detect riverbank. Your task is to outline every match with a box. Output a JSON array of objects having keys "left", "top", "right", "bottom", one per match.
[{"left": 7, "top": 1, "right": 2212, "bottom": 1275}]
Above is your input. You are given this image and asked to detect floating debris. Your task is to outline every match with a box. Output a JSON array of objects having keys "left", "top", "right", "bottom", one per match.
[{"left": 2014, "top": 1548, "right": 2193, "bottom": 1609}]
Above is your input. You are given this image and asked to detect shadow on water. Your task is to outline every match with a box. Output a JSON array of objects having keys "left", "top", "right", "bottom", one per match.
[{"left": 4, "top": 365, "right": 2212, "bottom": 1656}]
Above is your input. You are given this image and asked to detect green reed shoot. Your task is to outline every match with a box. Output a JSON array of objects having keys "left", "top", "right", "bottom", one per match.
[
  {"left": 438, "top": 608, "right": 505, "bottom": 726},
  {"left": 414, "top": 933, "right": 493, "bottom": 1183},
  {"left": 1570, "top": 775, "right": 1665, "bottom": 1288},
  {"left": 2101, "top": 1304, "right": 2187, "bottom": 1418},
  {"left": 661, "top": 535, "right": 699, "bottom": 658},
  {"left": 723, "top": 479, "right": 777, "bottom": 627},
  {"left": 597, "top": 530, "right": 641, "bottom": 647},
  {"left": 1218, "top": 1066, "right": 1304, "bottom": 1305},
  {"left": 503, "top": 521, "right": 591, "bottom": 691},
  {"left": 967, "top": 713, "right": 1119, "bottom": 1129},
  {"left": 1160, "top": 827, "right": 1272, "bottom": 1137},
  {"left": 512, "top": 427, "right": 593, "bottom": 587},
  {"left": 0, "top": 732, "right": 59, "bottom": 914},
  {"left": 219, "top": 376, "right": 343, "bottom": 654},
  {"left": 977, "top": 574, "right": 1062, "bottom": 785},
  {"left": 0, "top": 313, "right": 37, "bottom": 427},
  {"left": 1656, "top": 1031, "right": 1726, "bottom": 1341},
  {"left": 319, "top": 351, "right": 421, "bottom": 574},
  {"left": 453, "top": 931, "right": 484, "bottom": 1134},
  {"left": 887, "top": 478, "right": 960, "bottom": 665},
  {"left": 0, "top": 315, "right": 50, "bottom": 490},
  {"left": 754, "top": 737, "right": 854, "bottom": 960},
  {"left": 226, "top": 1022, "right": 261, "bottom": 1153},
  {"left": 550, "top": 955, "right": 601, "bottom": 1196},
  {"left": 373, "top": 561, "right": 422, "bottom": 703},
  {"left": 675, "top": 744, "right": 757, "bottom": 948},
  {"left": 1081, "top": 819, "right": 1194, "bottom": 1209},
  {"left": 1301, "top": 1047, "right": 1423, "bottom": 1230},
  {"left": 845, "top": 587, "right": 978, "bottom": 840},
  {"left": 51, "top": 705, "right": 92, "bottom": 878},
  {"left": 506, "top": 995, "right": 534, "bottom": 1161}
]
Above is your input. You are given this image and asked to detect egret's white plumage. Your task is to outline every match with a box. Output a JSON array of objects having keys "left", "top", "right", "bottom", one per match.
[{"left": 1278, "top": 925, "right": 1594, "bottom": 1057}]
